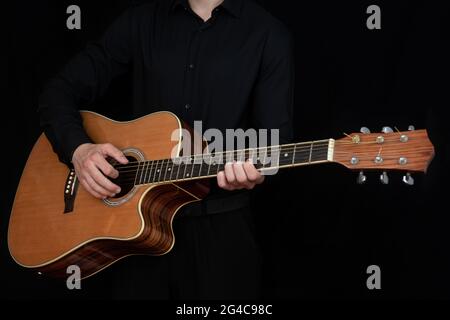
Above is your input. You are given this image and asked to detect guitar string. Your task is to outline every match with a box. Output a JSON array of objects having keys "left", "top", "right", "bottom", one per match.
[
  {"left": 110, "top": 136, "right": 416, "bottom": 172},
  {"left": 113, "top": 144, "right": 331, "bottom": 175},
  {"left": 110, "top": 152, "right": 404, "bottom": 185},
  {"left": 112, "top": 151, "right": 418, "bottom": 186},
  {"left": 112, "top": 142, "right": 331, "bottom": 173},
  {"left": 113, "top": 147, "right": 330, "bottom": 176},
  {"left": 110, "top": 149, "right": 340, "bottom": 185},
  {"left": 112, "top": 140, "right": 330, "bottom": 168},
  {"left": 112, "top": 143, "right": 425, "bottom": 174},
  {"left": 111, "top": 147, "right": 399, "bottom": 177},
  {"left": 110, "top": 135, "right": 417, "bottom": 169}
]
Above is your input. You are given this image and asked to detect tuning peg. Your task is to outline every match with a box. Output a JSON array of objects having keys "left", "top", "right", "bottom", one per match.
[
  {"left": 408, "top": 125, "right": 415, "bottom": 131},
  {"left": 380, "top": 171, "right": 389, "bottom": 184},
  {"left": 357, "top": 171, "right": 367, "bottom": 184},
  {"left": 382, "top": 126, "right": 394, "bottom": 134},
  {"left": 402, "top": 173, "right": 414, "bottom": 186},
  {"left": 360, "top": 127, "right": 371, "bottom": 134}
]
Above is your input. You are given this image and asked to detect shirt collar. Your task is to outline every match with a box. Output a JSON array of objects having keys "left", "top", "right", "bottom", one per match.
[{"left": 171, "top": 0, "right": 242, "bottom": 18}]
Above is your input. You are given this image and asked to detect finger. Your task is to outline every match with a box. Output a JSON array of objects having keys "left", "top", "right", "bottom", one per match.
[
  {"left": 243, "top": 160, "right": 264, "bottom": 183},
  {"left": 80, "top": 177, "right": 106, "bottom": 199},
  {"left": 233, "top": 161, "right": 252, "bottom": 188},
  {"left": 102, "top": 143, "right": 128, "bottom": 164},
  {"left": 217, "top": 171, "right": 234, "bottom": 191},
  {"left": 224, "top": 162, "right": 238, "bottom": 186},
  {"left": 85, "top": 165, "right": 119, "bottom": 196},
  {"left": 93, "top": 153, "right": 119, "bottom": 179},
  {"left": 84, "top": 174, "right": 112, "bottom": 198}
]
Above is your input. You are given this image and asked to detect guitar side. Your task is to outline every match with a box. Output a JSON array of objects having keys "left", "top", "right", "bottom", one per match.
[{"left": 8, "top": 111, "right": 209, "bottom": 279}]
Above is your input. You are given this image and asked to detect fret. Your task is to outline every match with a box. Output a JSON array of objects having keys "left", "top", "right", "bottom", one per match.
[
  {"left": 143, "top": 160, "right": 151, "bottom": 184},
  {"left": 259, "top": 147, "right": 268, "bottom": 169},
  {"left": 279, "top": 145, "right": 295, "bottom": 167},
  {"left": 167, "top": 161, "right": 175, "bottom": 181},
  {"left": 177, "top": 158, "right": 188, "bottom": 179},
  {"left": 160, "top": 159, "right": 169, "bottom": 182},
  {"left": 189, "top": 156, "right": 196, "bottom": 178},
  {"left": 310, "top": 141, "right": 329, "bottom": 162},
  {"left": 200, "top": 157, "right": 210, "bottom": 177},
  {"left": 184, "top": 159, "right": 193, "bottom": 178},
  {"left": 191, "top": 156, "right": 202, "bottom": 178},
  {"left": 154, "top": 160, "right": 163, "bottom": 182},
  {"left": 225, "top": 150, "right": 234, "bottom": 164},
  {"left": 206, "top": 154, "right": 211, "bottom": 176},
  {"left": 209, "top": 155, "right": 219, "bottom": 175},
  {"left": 308, "top": 142, "right": 313, "bottom": 163},
  {"left": 148, "top": 160, "right": 156, "bottom": 183},
  {"left": 159, "top": 159, "right": 166, "bottom": 181},
  {"left": 139, "top": 161, "right": 146, "bottom": 184},
  {"left": 294, "top": 142, "right": 312, "bottom": 164},
  {"left": 134, "top": 161, "right": 142, "bottom": 185},
  {"left": 198, "top": 156, "right": 203, "bottom": 177},
  {"left": 150, "top": 160, "right": 157, "bottom": 183},
  {"left": 267, "top": 146, "right": 280, "bottom": 169},
  {"left": 292, "top": 144, "right": 297, "bottom": 165},
  {"left": 138, "top": 161, "right": 145, "bottom": 185},
  {"left": 251, "top": 148, "right": 260, "bottom": 166},
  {"left": 237, "top": 149, "right": 245, "bottom": 163},
  {"left": 171, "top": 161, "right": 180, "bottom": 181},
  {"left": 247, "top": 148, "right": 256, "bottom": 165}
]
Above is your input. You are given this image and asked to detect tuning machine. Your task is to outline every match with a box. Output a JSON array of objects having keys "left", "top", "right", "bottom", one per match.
[
  {"left": 360, "top": 127, "right": 371, "bottom": 134},
  {"left": 357, "top": 171, "right": 367, "bottom": 184},
  {"left": 382, "top": 126, "right": 394, "bottom": 134},
  {"left": 402, "top": 173, "right": 414, "bottom": 186},
  {"left": 380, "top": 171, "right": 389, "bottom": 184}
]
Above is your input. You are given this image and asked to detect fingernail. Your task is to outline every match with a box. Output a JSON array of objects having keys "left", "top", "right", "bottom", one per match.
[{"left": 117, "top": 188, "right": 121, "bottom": 193}]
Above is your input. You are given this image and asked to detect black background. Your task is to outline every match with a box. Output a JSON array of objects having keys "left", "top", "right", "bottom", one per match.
[{"left": 4, "top": 0, "right": 450, "bottom": 300}]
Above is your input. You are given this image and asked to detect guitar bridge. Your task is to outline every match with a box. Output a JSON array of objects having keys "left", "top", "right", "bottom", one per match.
[{"left": 64, "top": 169, "right": 79, "bottom": 213}]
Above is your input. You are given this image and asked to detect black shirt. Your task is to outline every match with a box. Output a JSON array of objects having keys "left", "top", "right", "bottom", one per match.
[{"left": 39, "top": 0, "right": 294, "bottom": 168}]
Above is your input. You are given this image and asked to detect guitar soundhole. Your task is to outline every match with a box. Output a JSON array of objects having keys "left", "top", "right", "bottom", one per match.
[{"left": 108, "top": 155, "right": 138, "bottom": 199}]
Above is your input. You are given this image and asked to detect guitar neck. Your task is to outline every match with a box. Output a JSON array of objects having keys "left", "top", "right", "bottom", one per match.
[{"left": 124, "top": 139, "right": 335, "bottom": 185}]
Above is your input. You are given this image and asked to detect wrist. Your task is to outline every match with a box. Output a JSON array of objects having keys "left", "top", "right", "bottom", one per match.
[{"left": 71, "top": 143, "right": 93, "bottom": 163}]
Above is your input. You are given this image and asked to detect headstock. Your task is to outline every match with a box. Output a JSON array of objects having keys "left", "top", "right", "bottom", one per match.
[{"left": 333, "top": 126, "right": 435, "bottom": 185}]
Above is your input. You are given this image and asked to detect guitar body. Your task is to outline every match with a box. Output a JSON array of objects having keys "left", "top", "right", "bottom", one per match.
[
  {"left": 8, "top": 110, "right": 435, "bottom": 280},
  {"left": 8, "top": 111, "right": 209, "bottom": 279}
]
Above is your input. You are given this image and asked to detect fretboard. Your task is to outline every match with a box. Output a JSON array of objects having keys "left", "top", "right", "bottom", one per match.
[{"left": 117, "top": 139, "right": 334, "bottom": 186}]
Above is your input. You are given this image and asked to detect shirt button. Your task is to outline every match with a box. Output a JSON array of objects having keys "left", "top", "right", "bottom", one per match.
[{"left": 185, "top": 104, "right": 191, "bottom": 110}]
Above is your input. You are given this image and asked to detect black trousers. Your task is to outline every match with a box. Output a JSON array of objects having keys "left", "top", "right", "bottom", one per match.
[{"left": 109, "top": 204, "right": 262, "bottom": 300}]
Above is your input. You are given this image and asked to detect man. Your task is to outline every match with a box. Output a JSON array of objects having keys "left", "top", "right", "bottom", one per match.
[{"left": 39, "top": 0, "right": 293, "bottom": 299}]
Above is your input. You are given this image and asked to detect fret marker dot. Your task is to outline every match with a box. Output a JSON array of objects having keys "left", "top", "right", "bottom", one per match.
[
  {"left": 168, "top": 168, "right": 171, "bottom": 171},
  {"left": 186, "top": 173, "right": 190, "bottom": 177},
  {"left": 284, "top": 153, "right": 288, "bottom": 157}
]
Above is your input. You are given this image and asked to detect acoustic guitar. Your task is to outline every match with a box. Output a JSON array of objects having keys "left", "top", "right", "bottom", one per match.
[{"left": 8, "top": 111, "right": 435, "bottom": 279}]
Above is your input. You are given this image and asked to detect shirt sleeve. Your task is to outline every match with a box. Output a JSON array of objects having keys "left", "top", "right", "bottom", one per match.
[
  {"left": 38, "top": 8, "right": 135, "bottom": 165},
  {"left": 251, "top": 21, "right": 295, "bottom": 147}
]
